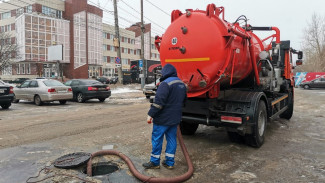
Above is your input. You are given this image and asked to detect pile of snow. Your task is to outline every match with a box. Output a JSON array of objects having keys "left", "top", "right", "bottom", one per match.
[{"left": 111, "top": 87, "right": 141, "bottom": 94}]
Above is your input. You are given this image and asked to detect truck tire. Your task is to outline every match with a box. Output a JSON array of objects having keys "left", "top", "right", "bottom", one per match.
[
  {"left": 245, "top": 100, "right": 267, "bottom": 148},
  {"left": 180, "top": 121, "right": 199, "bottom": 135},
  {"left": 280, "top": 91, "right": 293, "bottom": 120}
]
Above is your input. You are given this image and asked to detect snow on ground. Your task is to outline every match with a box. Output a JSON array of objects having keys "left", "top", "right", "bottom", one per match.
[{"left": 111, "top": 87, "right": 141, "bottom": 94}]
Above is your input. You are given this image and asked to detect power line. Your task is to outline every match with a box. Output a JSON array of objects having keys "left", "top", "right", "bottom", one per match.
[
  {"left": 88, "top": 1, "right": 134, "bottom": 26},
  {"left": 119, "top": 0, "right": 166, "bottom": 32},
  {"left": 88, "top": 0, "right": 163, "bottom": 35},
  {"left": 144, "top": 0, "right": 170, "bottom": 17},
  {"left": 118, "top": 5, "right": 140, "bottom": 22}
]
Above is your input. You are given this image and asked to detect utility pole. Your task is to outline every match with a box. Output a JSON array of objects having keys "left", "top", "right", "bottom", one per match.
[
  {"left": 113, "top": 0, "right": 123, "bottom": 84},
  {"left": 140, "top": 0, "right": 145, "bottom": 89}
]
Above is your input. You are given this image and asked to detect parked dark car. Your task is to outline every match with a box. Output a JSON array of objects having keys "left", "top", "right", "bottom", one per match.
[
  {"left": 0, "top": 82, "right": 14, "bottom": 109},
  {"left": 96, "top": 76, "right": 110, "bottom": 84},
  {"left": 8, "top": 78, "right": 29, "bottom": 85},
  {"left": 110, "top": 77, "right": 118, "bottom": 84},
  {"left": 300, "top": 77, "right": 325, "bottom": 89},
  {"left": 64, "top": 79, "right": 111, "bottom": 103}
]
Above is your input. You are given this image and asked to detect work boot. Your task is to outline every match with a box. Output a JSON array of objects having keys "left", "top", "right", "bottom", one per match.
[
  {"left": 162, "top": 160, "right": 174, "bottom": 169},
  {"left": 142, "top": 161, "right": 160, "bottom": 169}
]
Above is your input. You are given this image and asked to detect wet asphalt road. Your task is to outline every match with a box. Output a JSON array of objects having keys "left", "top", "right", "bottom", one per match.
[{"left": 0, "top": 87, "right": 324, "bottom": 183}]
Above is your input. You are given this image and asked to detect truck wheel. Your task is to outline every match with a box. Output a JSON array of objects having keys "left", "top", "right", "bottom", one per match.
[
  {"left": 180, "top": 121, "right": 199, "bottom": 135},
  {"left": 280, "top": 91, "right": 293, "bottom": 120},
  {"left": 227, "top": 131, "right": 245, "bottom": 143},
  {"left": 303, "top": 85, "right": 310, "bottom": 89},
  {"left": 245, "top": 100, "right": 267, "bottom": 148},
  {"left": 34, "top": 95, "right": 43, "bottom": 106},
  {"left": 1, "top": 103, "right": 11, "bottom": 109}
]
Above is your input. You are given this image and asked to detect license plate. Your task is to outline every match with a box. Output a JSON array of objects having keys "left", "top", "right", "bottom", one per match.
[
  {"left": 58, "top": 90, "right": 67, "bottom": 93},
  {"left": 0, "top": 89, "right": 5, "bottom": 93},
  {"left": 98, "top": 88, "right": 106, "bottom": 90}
]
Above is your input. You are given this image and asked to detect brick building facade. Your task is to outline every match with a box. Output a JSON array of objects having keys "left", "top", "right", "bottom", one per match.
[{"left": 0, "top": 0, "right": 160, "bottom": 80}]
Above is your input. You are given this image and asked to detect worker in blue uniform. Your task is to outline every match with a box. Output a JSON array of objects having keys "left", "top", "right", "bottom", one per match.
[{"left": 143, "top": 64, "right": 187, "bottom": 169}]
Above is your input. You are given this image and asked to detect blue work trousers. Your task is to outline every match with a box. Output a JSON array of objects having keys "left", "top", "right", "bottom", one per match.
[{"left": 150, "top": 123, "right": 178, "bottom": 166}]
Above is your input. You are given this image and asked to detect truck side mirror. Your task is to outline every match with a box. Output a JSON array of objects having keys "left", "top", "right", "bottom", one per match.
[
  {"left": 298, "top": 51, "right": 303, "bottom": 59},
  {"left": 296, "top": 59, "right": 303, "bottom": 66}
]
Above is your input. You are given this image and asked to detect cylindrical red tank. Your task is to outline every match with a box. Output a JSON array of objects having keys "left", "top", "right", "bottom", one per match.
[{"left": 159, "top": 4, "right": 265, "bottom": 97}]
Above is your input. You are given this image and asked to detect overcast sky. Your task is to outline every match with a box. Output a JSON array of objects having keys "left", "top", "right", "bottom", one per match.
[{"left": 90, "top": 0, "right": 325, "bottom": 50}]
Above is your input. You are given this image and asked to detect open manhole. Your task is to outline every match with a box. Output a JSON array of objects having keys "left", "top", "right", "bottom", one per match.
[{"left": 83, "top": 162, "right": 119, "bottom": 176}]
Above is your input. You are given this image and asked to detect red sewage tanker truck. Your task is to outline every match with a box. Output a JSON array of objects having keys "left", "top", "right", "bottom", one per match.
[{"left": 154, "top": 4, "right": 303, "bottom": 147}]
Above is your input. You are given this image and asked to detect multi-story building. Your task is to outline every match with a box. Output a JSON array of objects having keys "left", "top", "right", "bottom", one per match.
[
  {"left": 102, "top": 24, "right": 139, "bottom": 78},
  {"left": 0, "top": 0, "right": 67, "bottom": 79},
  {"left": 0, "top": 0, "right": 160, "bottom": 80}
]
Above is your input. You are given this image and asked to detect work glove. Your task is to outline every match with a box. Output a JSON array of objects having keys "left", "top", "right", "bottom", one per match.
[{"left": 147, "top": 115, "right": 153, "bottom": 124}]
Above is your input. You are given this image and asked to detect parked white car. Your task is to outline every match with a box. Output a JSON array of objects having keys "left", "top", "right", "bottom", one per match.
[{"left": 13, "top": 79, "right": 73, "bottom": 106}]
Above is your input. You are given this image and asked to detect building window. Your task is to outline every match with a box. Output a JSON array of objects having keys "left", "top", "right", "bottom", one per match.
[
  {"left": 122, "top": 58, "right": 128, "bottom": 65},
  {"left": 1, "top": 12, "right": 11, "bottom": 20},
  {"left": 21, "top": 64, "right": 25, "bottom": 74},
  {"left": 16, "top": 64, "right": 20, "bottom": 74},
  {"left": 103, "top": 56, "right": 110, "bottom": 63},
  {"left": 87, "top": 13, "right": 103, "bottom": 65},
  {"left": 42, "top": 6, "right": 62, "bottom": 18},
  {"left": 16, "top": 8, "right": 25, "bottom": 16},
  {"left": 110, "top": 34, "right": 114, "bottom": 40},
  {"left": 103, "top": 44, "right": 106, "bottom": 50},
  {"left": 102, "top": 32, "right": 106, "bottom": 39},
  {"left": 110, "top": 57, "right": 115, "bottom": 63},
  {"left": 26, "top": 64, "right": 31, "bottom": 74},
  {"left": 6, "top": 24, "right": 11, "bottom": 32},
  {"left": 26, "top": 5, "right": 33, "bottom": 13}
]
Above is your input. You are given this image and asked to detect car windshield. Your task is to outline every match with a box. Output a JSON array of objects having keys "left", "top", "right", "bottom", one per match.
[
  {"left": 43, "top": 80, "right": 65, "bottom": 87},
  {"left": 81, "top": 80, "right": 102, "bottom": 85}
]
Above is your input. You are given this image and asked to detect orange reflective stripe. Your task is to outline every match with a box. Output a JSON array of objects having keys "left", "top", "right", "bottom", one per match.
[{"left": 165, "top": 57, "right": 210, "bottom": 63}]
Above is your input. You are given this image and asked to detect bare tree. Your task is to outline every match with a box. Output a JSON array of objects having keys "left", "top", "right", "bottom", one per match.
[
  {"left": 300, "top": 13, "right": 325, "bottom": 72},
  {"left": 0, "top": 32, "right": 20, "bottom": 74}
]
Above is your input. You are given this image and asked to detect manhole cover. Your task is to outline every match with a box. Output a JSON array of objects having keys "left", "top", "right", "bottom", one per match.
[
  {"left": 83, "top": 162, "right": 119, "bottom": 176},
  {"left": 54, "top": 152, "right": 91, "bottom": 169}
]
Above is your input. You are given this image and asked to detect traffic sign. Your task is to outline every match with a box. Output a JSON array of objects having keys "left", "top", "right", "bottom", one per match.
[
  {"left": 115, "top": 57, "right": 120, "bottom": 64},
  {"left": 139, "top": 60, "right": 143, "bottom": 68}
]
